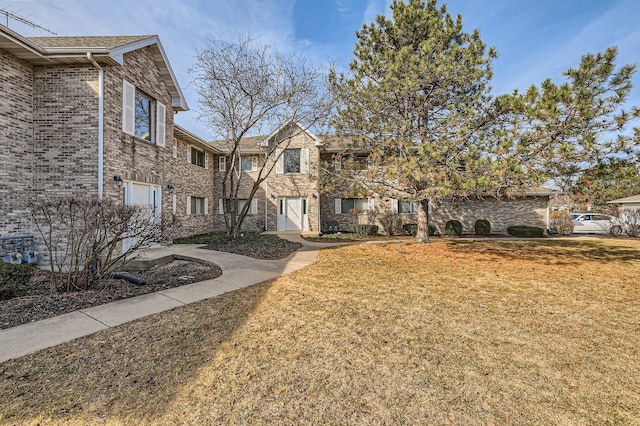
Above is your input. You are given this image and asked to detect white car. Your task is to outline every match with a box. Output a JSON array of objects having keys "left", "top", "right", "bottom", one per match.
[{"left": 572, "top": 213, "right": 621, "bottom": 235}]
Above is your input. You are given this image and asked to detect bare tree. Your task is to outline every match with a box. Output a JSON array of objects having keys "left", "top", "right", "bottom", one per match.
[{"left": 192, "top": 35, "right": 331, "bottom": 237}]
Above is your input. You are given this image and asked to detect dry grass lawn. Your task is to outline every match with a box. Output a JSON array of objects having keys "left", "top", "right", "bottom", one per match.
[{"left": 1, "top": 238, "right": 639, "bottom": 425}]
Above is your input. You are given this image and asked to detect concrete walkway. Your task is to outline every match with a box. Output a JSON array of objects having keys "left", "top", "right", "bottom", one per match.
[{"left": 0, "top": 235, "right": 342, "bottom": 363}]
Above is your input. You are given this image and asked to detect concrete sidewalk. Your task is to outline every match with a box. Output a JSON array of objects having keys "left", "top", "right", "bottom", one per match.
[{"left": 0, "top": 235, "right": 339, "bottom": 363}]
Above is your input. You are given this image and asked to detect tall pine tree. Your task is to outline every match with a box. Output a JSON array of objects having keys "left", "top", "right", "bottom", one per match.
[{"left": 328, "top": 0, "right": 500, "bottom": 242}]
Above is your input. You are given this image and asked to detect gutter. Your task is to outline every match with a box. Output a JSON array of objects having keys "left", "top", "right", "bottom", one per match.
[{"left": 87, "top": 53, "right": 105, "bottom": 199}]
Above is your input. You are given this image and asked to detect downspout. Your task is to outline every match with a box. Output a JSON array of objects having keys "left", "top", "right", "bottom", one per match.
[{"left": 87, "top": 53, "right": 105, "bottom": 199}]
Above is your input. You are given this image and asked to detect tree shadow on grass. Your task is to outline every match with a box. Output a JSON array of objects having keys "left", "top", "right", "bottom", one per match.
[
  {"left": 446, "top": 239, "right": 640, "bottom": 265},
  {"left": 0, "top": 279, "right": 273, "bottom": 424}
]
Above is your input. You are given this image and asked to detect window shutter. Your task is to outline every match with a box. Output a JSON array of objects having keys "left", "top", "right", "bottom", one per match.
[
  {"left": 122, "top": 80, "right": 135, "bottom": 135},
  {"left": 251, "top": 156, "right": 258, "bottom": 172},
  {"left": 219, "top": 156, "right": 226, "bottom": 172},
  {"left": 204, "top": 198, "right": 208, "bottom": 215},
  {"left": 205, "top": 153, "right": 209, "bottom": 169},
  {"left": 335, "top": 198, "right": 342, "bottom": 214},
  {"left": 172, "top": 139, "right": 178, "bottom": 158},
  {"left": 391, "top": 199, "right": 399, "bottom": 213},
  {"left": 186, "top": 196, "right": 191, "bottom": 215},
  {"left": 251, "top": 198, "right": 258, "bottom": 215},
  {"left": 301, "top": 148, "right": 310, "bottom": 174},
  {"left": 218, "top": 199, "right": 224, "bottom": 214},
  {"left": 187, "top": 145, "right": 192, "bottom": 163},
  {"left": 156, "top": 102, "right": 166, "bottom": 147},
  {"left": 172, "top": 194, "right": 177, "bottom": 214},
  {"left": 275, "top": 149, "right": 283, "bottom": 174},
  {"left": 334, "top": 156, "right": 342, "bottom": 171},
  {"left": 368, "top": 197, "right": 375, "bottom": 211}
]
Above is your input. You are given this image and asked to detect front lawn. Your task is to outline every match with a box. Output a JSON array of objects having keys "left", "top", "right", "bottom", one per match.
[{"left": 1, "top": 239, "right": 639, "bottom": 424}]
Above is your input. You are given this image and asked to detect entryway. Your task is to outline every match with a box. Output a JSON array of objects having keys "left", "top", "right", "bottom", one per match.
[
  {"left": 277, "top": 196, "right": 308, "bottom": 232},
  {"left": 123, "top": 182, "right": 162, "bottom": 252}
]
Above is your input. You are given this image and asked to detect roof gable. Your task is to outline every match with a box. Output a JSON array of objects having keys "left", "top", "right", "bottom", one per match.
[
  {"left": 0, "top": 24, "right": 187, "bottom": 111},
  {"left": 260, "top": 119, "right": 322, "bottom": 148}
]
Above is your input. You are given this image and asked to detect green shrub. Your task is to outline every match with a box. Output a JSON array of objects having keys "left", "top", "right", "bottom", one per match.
[
  {"left": 507, "top": 226, "right": 544, "bottom": 237},
  {"left": 474, "top": 219, "right": 491, "bottom": 236},
  {"left": 353, "top": 224, "right": 379, "bottom": 236},
  {"left": 444, "top": 220, "right": 463, "bottom": 236},
  {"left": 402, "top": 224, "right": 436, "bottom": 236},
  {"left": 0, "top": 263, "right": 34, "bottom": 301},
  {"left": 403, "top": 223, "right": 417, "bottom": 236}
]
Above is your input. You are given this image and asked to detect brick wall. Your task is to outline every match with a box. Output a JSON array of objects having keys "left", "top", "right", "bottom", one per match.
[
  {"left": 0, "top": 50, "right": 34, "bottom": 236},
  {"left": 101, "top": 47, "right": 174, "bottom": 206},
  {"left": 32, "top": 64, "right": 100, "bottom": 201},
  {"left": 319, "top": 193, "right": 549, "bottom": 235},
  {"left": 172, "top": 136, "right": 216, "bottom": 238},
  {"left": 212, "top": 127, "right": 321, "bottom": 233},
  {"left": 212, "top": 153, "right": 268, "bottom": 233}
]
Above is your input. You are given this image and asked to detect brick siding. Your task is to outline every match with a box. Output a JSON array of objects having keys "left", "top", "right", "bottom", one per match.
[{"left": 0, "top": 50, "right": 34, "bottom": 235}]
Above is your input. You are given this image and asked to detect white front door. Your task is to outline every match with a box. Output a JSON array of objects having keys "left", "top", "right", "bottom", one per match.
[
  {"left": 123, "top": 182, "right": 161, "bottom": 252},
  {"left": 277, "top": 197, "right": 308, "bottom": 231}
]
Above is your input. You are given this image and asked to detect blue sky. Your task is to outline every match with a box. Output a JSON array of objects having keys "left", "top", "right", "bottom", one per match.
[{"left": 2, "top": 0, "right": 639, "bottom": 140}]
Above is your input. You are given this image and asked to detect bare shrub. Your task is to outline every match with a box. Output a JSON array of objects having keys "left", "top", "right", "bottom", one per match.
[
  {"left": 550, "top": 211, "right": 574, "bottom": 235},
  {"left": 620, "top": 208, "right": 640, "bottom": 237},
  {"left": 31, "top": 196, "right": 178, "bottom": 292},
  {"left": 379, "top": 212, "right": 402, "bottom": 236}
]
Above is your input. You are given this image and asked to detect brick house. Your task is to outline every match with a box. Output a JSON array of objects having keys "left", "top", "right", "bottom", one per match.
[
  {"left": 0, "top": 24, "right": 217, "bottom": 247},
  {"left": 211, "top": 121, "right": 554, "bottom": 235}
]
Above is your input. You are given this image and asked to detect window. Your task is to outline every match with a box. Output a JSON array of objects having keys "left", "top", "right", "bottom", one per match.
[
  {"left": 122, "top": 80, "right": 166, "bottom": 146},
  {"left": 398, "top": 200, "right": 418, "bottom": 214},
  {"left": 135, "top": 91, "right": 154, "bottom": 141},
  {"left": 190, "top": 146, "right": 205, "bottom": 167},
  {"left": 190, "top": 197, "right": 206, "bottom": 215},
  {"left": 276, "top": 148, "right": 309, "bottom": 174},
  {"left": 341, "top": 198, "right": 368, "bottom": 213},
  {"left": 219, "top": 198, "right": 258, "bottom": 215},
  {"left": 284, "top": 149, "right": 301, "bottom": 174},
  {"left": 235, "top": 156, "right": 257, "bottom": 172}
]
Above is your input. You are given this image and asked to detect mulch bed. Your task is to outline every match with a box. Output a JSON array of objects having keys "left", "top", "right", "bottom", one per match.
[{"left": 0, "top": 259, "right": 221, "bottom": 330}]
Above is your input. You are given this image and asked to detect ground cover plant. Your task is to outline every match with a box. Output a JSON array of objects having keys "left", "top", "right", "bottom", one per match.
[
  {"left": 1, "top": 239, "right": 638, "bottom": 424},
  {"left": 175, "top": 232, "right": 302, "bottom": 260}
]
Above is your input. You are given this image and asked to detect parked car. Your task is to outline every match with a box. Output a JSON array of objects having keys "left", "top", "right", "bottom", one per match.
[{"left": 571, "top": 213, "right": 621, "bottom": 235}]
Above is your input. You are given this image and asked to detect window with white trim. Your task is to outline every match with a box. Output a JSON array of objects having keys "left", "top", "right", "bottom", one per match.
[
  {"left": 398, "top": 200, "right": 418, "bottom": 214},
  {"left": 236, "top": 156, "right": 258, "bottom": 172},
  {"left": 276, "top": 148, "right": 309, "bottom": 174},
  {"left": 190, "top": 197, "right": 207, "bottom": 215},
  {"left": 335, "top": 198, "right": 369, "bottom": 214},
  {"left": 190, "top": 146, "right": 205, "bottom": 168},
  {"left": 219, "top": 198, "right": 258, "bottom": 215},
  {"left": 122, "top": 80, "right": 166, "bottom": 146}
]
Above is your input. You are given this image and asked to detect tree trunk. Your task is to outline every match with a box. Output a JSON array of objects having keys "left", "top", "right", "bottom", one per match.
[{"left": 416, "top": 198, "right": 430, "bottom": 243}]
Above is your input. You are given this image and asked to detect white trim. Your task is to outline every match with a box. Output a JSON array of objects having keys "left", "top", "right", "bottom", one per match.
[
  {"left": 156, "top": 101, "right": 166, "bottom": 147},
  {"left": 275, "top": 149, "right": 283, "bottom": 174},
  {"left": 300, "top": 148, "right": 310, "bottom": 174},
  {"left": 218, "top": 156, "right": 226, "bottom": 172},
  {"left": 122, "top": 80, "right": 135, "bottom": 135}
]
